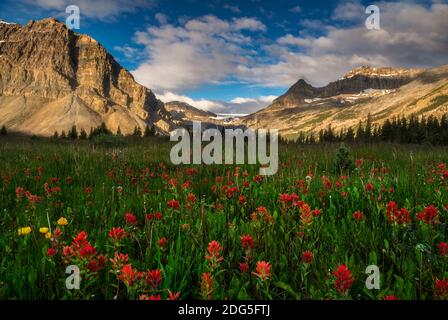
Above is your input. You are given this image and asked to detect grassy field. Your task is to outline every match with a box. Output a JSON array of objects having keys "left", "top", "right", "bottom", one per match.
[{"left": 0, "top": 136, "right": 447, "bottom": 300}]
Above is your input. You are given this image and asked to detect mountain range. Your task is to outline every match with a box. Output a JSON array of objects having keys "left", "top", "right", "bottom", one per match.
[{"left": 1, "top": 18, "right": 447, "bottom": 139}]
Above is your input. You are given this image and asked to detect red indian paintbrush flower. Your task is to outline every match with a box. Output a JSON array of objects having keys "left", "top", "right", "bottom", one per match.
[
  {"left": 47, "top": 248, "right": 56, "bottom": 257},
  {"left": 416, "top": 205, "right": 440, "bottom": 225},
  {"left": 252, "top": 260, "right": 271, "bottom": 281},
  {"left": 386, "top": 201, "right": 411, "bottom": 225},
  {"left": 168, "top": 290, "right": 181, "bottom": 300},
  {"left": 146, "top": 269, "right": 162, "bottom": 289},
  {"left": 167, "top": 199, "right": 180, "bottom": 209},
  {"left": 200, "top": 272, "right": 214, "bottom": 300},
  {"left": 239, "top": 262, "right": 250, "bottom": 273},
  {"left": 353, "top": 211, "right": 364, "bottom": 222},
  {"left": 108, "top": 227, "right": 128, "bottom": 240},
  {"left": 383, "top": 295, "right": 397, "bottom": 300},
  {"left": 158, "top": 237, "right": 168, "bottom": 248},
  {"left": 302, "top": 251, "right": 313, "bottom": 264},
  {"left": 241, "top": 234, "right": 254, "bottom": 250},
  {"left": 186, "top": 193, "right": 196, "bottom": 203},
  {"left": 435, "top": 279, "right": 448, "bottom": 300},
  {"left": 119, "top": 264, "right": 137, "bottom": 286},
  {"left": 438, "top": 242, "right": 448, "bottom": 256},
  {"left": 79, "top": 243, "right": 96, "bottom": 257},
  {"left": 206, "top": 240, "right": 223, "bottom": 261},
  {"left": 333, "top": 265, "right": 354, "bottom": 295},
  {"left": 124, "top": 212, "right": 138, "bottom": 225}
]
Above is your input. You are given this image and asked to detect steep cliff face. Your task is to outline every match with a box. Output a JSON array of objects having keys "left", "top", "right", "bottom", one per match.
[{"left": 0, "top": 18, "right": 172, "bottom": 136}]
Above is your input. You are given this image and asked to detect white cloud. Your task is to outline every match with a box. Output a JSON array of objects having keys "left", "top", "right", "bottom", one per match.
[
  {"left": 223, "top": 4, "right": 241, "bottom": 14},
  {"left": 332, "top": 0, "right": 364, "bottom": 21},
  {"left": 155, "top": 12, "right": 168, "bottom": 25},
  {"left": 238, "top": 1, "right": 448, "bottom": 87},
  {"left": 132, "top": 15, "right": 265, "bottom": 91},
  {"left": 156, "top": 91, "right": 276, "bottom": 114},
  {"left": 22, "top": 0, "right": 155, "bottom": 19},
  {"left": 289, "top": 6, "right": 302, "bottom": 13},
  {"left": 231, "top": 95, "right": 276, "bottom": 104},
  {"left": 230, "top": 97, "right": 257, "bottom": 104},
  {"left": 156, "top": 91, "right": 226, "bottom": 112}
]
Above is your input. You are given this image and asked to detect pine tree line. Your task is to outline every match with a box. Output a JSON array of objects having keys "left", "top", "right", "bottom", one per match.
[
  {"left": 294, "top": 113, "right": 448, "bottom": 145},
  {"left": 51, "top": 123, "right": 157, "bottom": 140}
]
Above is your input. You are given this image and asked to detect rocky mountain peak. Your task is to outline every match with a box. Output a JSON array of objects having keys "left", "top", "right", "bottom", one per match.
[{"left": 0, "top": 17, "right": 173, "bottom": 136}]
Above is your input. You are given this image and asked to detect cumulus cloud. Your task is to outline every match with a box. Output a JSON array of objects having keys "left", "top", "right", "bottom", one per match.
[
  {"left": 239, "top": 1, "right": 448, "bottom": 87},
  {"left": 132, "top": 15, "right": 266, "bottom": 91},
  {"left": 21, "top": 0, "right": 155, "bottom": 20},
  {"left": 132, "top": 1, "right": 448, "bottom": 93},
  {"left": 155, "top": 12, "right": 168, "bottom": 25},
  {"left": 156, "top": 91, "right": 226, "bottom": 112},
  {"left": 156, "top": 91, "right": 276, "bottom": 114}
]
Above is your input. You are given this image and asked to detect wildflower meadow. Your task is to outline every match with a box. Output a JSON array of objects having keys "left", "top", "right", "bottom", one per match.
[{"left": 1, "top": 136, "right": 447, "bottom": 300}]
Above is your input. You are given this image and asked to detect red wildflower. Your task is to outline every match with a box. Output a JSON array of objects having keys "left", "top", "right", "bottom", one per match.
[
  {"left": 158, "top": 237, "right": 168, "bottom": 248},
  {"left": 386, "top": 201, "right": 411, "bottom": 225},
  {"left": 365, "top": 183, "right": 374, "bottom": 192},
  {"left": 186, "top": 193, "right": 196, "bottom": 203},
  {"left": 87, "top": 259, "right": 100, "bottom": 272},
  {"left": 239, "top": 262, "right": 249, "bottom": 273},
  {"left": 108, "top": 227, "right": 128, "bottom": 240},
  {"left": 313, "top": 209, "right": 321, "bottom": 217},
  {"left": 73, "top": 231, "right": 89, "bottom": 247},
  {"left": 168, "top": 290, "right": 181, "bottom": 300},
  {"left": 149, "top": 294, "right": 161, "bottom": 300},
  {"left": 167, "top": 199, "right": 180, "bottom": 209},
  {"left": 238, "top": 195, "right": 246, "bottom": 205},
  {"left": 241, "top": 234, "right": 254, "bottom": 250},
  {"left": 383, "top": 295, "right": 397, "bottom": 300},
  {"left": 300, "top": 203, "right": 313, "bottom": 226},
  {"left": 119, "top": 264, "right": 137, "bottom": 286},
  {"left": 146, "top": 269, "right": 162, "bottom": 289},
  {"left": 15, "top": 186, "right": 24, "bottom": 198},
  {"left": 62, "top": 246, "right": 74, "bottom": 257},
  {"left": 200, "top": 272, "right": 214, "bottom": 300},
  {"left": 333, "top": 265, "right": 354, "bottom": 295},
  {"left": 124, "top": 212, "right": 138, "bottom": 225},
  {"left": 416, "top": 205, "right": 440, "bottom": 225},
  {"left": 353, "top": 211, "right": 364, "bottom": 222},
  {"left": 302, "top": 250, "right": 314, "bottom": 264},
  {"left": 146, "top": 212, "right": 163, "bottom": 221},
  {"left": 438, "top": 242, "right": 448, "bottom": 256},
  {"left": 435, "top": 279, "right": 448, "bottom": 300},
  {"left": 79, "top": 244, "right": 96, "bottom": 257},
  {"left": 252, "top": 260, "right": 271, "bottom": 281},
  {"left": 110, "top": 252, "right": 129, "bottom": 270},
  {"left": 205, "top": 240, "right": 223, "bottom": 262},
  {"left": 47, "top": 248, "right": 56, "bottom": 257},
  {"left": 84, "top": 186, "right": 93, "bottom": 194}
]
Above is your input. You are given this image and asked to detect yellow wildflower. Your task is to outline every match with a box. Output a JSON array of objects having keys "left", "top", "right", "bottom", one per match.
[
  {"left": 45, "top": 232, "right": 52, "bottom": 239},
  {"left": 57, "top": 217, "right": 68, "bottom": 226},
  {"left": 39, "top": 227, "right": 49, "bottom": 234},
  {"left": 18, "top": 227, "right": 32, "bottom": 236}
]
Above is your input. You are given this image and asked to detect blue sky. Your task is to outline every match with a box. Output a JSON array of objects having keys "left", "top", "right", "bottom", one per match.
[{"left": 1, "top": 0, "right": 447, "bottom": 113}]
